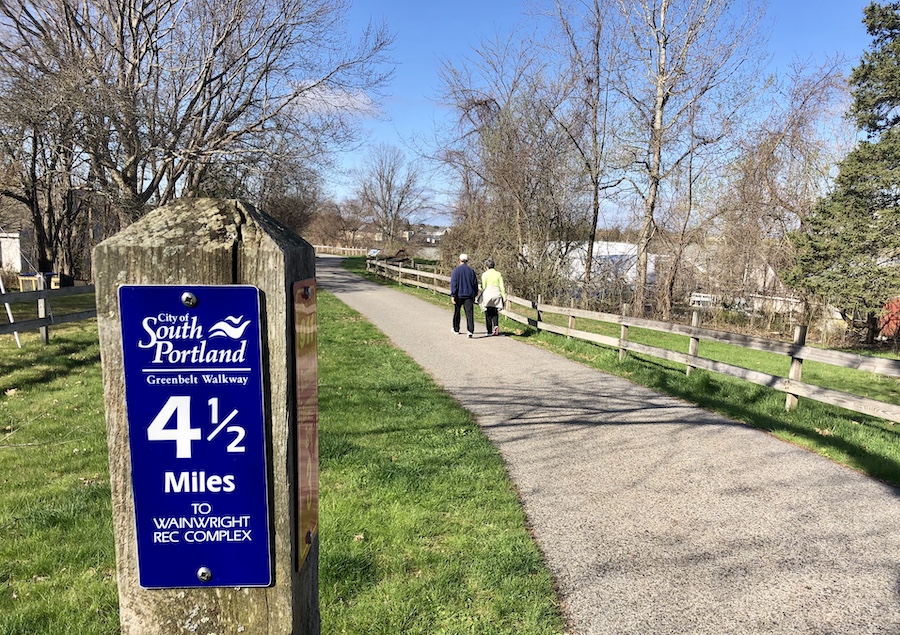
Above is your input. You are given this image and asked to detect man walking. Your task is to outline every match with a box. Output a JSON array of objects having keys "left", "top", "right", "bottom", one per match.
[{"left": 450, "top": 253, "right": 479, "bottom": 337}]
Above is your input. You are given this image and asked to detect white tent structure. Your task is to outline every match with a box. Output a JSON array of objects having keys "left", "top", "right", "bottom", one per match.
[{"left": 559, "top": 241, "right": 658, "bottom": 286}]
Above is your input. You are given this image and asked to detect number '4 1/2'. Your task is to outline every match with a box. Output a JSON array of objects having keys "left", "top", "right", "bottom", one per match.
[{"left": 147, "top": 396, "right": 246, "bottom": 459}]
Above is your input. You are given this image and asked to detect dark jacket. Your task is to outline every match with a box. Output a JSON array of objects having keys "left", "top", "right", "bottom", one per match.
[{"left": 450, "top": 263, "right": 479, "bottom": 298}]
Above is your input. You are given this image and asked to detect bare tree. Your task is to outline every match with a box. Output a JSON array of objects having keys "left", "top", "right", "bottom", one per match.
[
  {"left": 652, "top": 108, "right": 722, "bottom": 320},
  {"left": 354, "top": 143, "right": 430, "bottom": 248},
  {"left": 438, "top": 34, "right": 588, "bottom": 297},
  {"left": 611, "top": 0, "right": 766, "bottom": 315},
  {"left": 305, "top": 197, "right": 364, "bottom": 247},
  {"left": 0, "top": 0, "right": 393, "bottom": 228},
  {"left": 547, "top": 0, "right": 626, "bottom": 298},
  {"left": 192, "top": 142, "right": 324, "bottom": 234},
  {"left": 0, "top": 68, "right": 93, "bottom": 273},
  {"left": 715, "top": 58, "right": 850, "bottom": 308}
]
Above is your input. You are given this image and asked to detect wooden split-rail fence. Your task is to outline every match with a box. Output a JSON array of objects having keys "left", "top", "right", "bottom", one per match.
[
  {"left": 367, "top": 258, "right": 900, "bottom": 425},
  {"left": 1, "top": 283, "right": 97, "bottom": 345}
]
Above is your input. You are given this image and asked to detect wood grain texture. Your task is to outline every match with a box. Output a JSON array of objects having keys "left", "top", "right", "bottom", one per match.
[{"left": 94, "top": 198, "right": 318, "bottom": 635}]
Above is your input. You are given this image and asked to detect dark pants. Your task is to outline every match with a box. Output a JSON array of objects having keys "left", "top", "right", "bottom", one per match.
[
  {"left": 453, "top": 296, "right": 475, "bottom": 334},
  {"left": 485, "top": 307, "right": 499, "bottom": 334}
]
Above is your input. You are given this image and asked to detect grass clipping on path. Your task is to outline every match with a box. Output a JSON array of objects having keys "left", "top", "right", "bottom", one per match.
[{"left": 318, "top": 292, "right": 566, "bottom": 634}]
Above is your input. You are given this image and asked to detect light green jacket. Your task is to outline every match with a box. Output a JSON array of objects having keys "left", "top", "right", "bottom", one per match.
[{"left": 480, "top": 268, "right": 506, "bottom": 308}]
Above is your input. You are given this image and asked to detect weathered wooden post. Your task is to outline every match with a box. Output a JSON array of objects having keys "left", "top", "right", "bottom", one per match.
[
  {"left": 37, "top": 273, "right": 49, "bottom": 344},
  {"left": 567, "top": 299, "right": 576, "bottom": 337},
  {"left": 94, "top": 198, "right": 319, "bottom": 635},
  {"left": 686, "top": 309, "right": 701, "bottom": 376},
  {"left": 619, "top": 305, "right": 630, "bottom": 362},
  {"left": 786, "top": 324, "right": 808, "bottom": 412}
]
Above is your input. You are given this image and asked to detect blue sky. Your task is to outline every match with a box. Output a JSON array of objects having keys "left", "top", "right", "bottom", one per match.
[{"left": 330, "top": 0, "right": 874, "bottom": 213}]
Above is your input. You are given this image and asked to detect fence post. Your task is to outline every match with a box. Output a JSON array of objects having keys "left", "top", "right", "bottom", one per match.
[
  {"left": 0, "top": 275, "right": 21, "bottom": 347},
  {"left": 568, "top": 299, "right": 575, "bottom": 337},
  {"left": 686, "top": 309, "right": 700, "bottom": 376},
  {"left": 619, "top": 304, "right": 629, "bottom": 361},
  {"left": 786, "top": 324, "right": 808, "bottom": 412},
  {"left": 94, "top": 198, "right": 319, "bottom": 635},
  {"left": 37, "top": 274, "right": 49, "bottom": 344}
]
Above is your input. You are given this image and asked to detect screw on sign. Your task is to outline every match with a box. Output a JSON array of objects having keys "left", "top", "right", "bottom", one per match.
[{"left": 118, "top": 285, "right": 272, "bottom": 588}]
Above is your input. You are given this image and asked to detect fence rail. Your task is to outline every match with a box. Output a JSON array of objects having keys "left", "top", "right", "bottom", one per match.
[
  {"left": 367, "top": 258, "right": 900, "bottom": 424},
  {"left": 313, "top": 245, "right": 370, "bottom": 256},
  {"left": 1, "top": 285, "right": 97, "bottom": 343}
]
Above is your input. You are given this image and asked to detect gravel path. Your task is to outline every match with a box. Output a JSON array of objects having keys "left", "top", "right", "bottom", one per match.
[{"left": 316, "top": 255, "right": 900, "bottom": 635}]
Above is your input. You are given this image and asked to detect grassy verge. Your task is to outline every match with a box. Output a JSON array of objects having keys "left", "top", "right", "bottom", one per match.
[
  {"left": 0, "top": 322, "right": 117, "bottom": 635},
  {"left": 317, "top": 292, "right": 566, "bottom": 634},
  {"left": 3, "top": 291, "right": 96, "bottom": 322},
  {"left": 0, "top": 294, "right": 566, "bottom": 634},
  {"left": 344, "top": 257, "right": 900, "bottom": 487}
]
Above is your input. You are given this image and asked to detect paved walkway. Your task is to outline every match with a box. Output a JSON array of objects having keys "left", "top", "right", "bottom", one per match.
[{"left": 315, "top": 256, "right": 900, "bottom": 635}]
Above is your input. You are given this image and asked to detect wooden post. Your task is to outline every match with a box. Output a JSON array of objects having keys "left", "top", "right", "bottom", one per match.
[
  {"left": 0, "top": 274, "right": 21, "bottom": 348},
  {"left": 568, "top": 299, "right": 576, "bottom": 337},
  {"left": 94, "top": 198, "right": 319, "bottom": 635},
  {"left": 786, "top": 324, "right": 808, "bottom": 412},
  {"left": 686, "top": 309, "right": 700, "bottom": 376},
  {"left": 619, "top": 304, "right": 629, "bottom": 361},
  {"left": 37, "top": 273, "right": 48, "bottom": 344}
]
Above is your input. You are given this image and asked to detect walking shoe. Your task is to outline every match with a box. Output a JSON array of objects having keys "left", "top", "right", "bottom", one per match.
[
  {"left": 467, "top": 332, "right": 473, "bottom": 338},
  {"left": 452, "top": 328, "right": 460, "bottom": 335},
  {"left": 492, "top": 326, "right": 499, "bottom": 336}
]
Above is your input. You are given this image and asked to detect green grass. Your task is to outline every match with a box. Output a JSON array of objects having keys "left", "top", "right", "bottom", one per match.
[
  {"left": 317, "top": 292, "right": 565, "bottom": 634},
  {"left": 2, "top": 291, "right": 96, "bottom": 322},
  {"left": 0, "top": 293, "right": 566, "bottom": 634},
  {"left": 345, "top": 256, "right": 900, "bottom": 487},
  {"left": 532, "top": 331, "right": 900, "bottom": 483},
  {"left": 0, "top": 322, "right": 118, "bottom": 635}
]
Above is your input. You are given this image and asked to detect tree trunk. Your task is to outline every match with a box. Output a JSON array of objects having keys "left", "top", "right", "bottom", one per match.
[
  {"left": 867, "top": 312, "right": 878, "bottom": 345},
  {"left": 634, "top": 0, "right": 668, "bottom": 318}
]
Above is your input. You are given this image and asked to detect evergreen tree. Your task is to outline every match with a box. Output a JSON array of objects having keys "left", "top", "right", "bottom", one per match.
[{"left": 787, "top": 2, "right": 900, "bottom": 333}]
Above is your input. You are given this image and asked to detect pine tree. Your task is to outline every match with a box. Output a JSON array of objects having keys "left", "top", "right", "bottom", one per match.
[{"left": 786, "top": 2, "right": 900, "bottom": 337}]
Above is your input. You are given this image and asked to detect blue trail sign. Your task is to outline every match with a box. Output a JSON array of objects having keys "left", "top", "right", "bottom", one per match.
[{"left": 119, "top": 285, "right": 271, "bottom": 588}]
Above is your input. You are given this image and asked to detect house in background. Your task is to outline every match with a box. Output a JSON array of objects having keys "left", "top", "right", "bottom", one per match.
[
  {"left": 423, "top": 226, "right": 449, "bottom": 245},
  {"left": 0, "top": 233, "right": 21, "bottom": 272},
  {"left": 560, "top": 241, "right": 658, "bottom": 287}
]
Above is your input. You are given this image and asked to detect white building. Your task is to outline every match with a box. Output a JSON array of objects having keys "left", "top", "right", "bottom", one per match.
[
  {"left": 559, "top": 241, "right": 658, "bottom": 286},
  {"left": 0, "top": 233, "right": 21, "bottom": 272}
]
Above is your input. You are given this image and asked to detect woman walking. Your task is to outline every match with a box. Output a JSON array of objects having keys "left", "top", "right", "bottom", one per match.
[{"left": 479, "top": 259, "right": 506, "bottom": 336}]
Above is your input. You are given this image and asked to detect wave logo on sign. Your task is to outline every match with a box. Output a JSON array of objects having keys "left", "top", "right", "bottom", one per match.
[
  {"left": 209, "top": 316, "right": 251, "bottom": 340},
  {"left": 138, "top": 312, "right": 251, "bottom": 365}
]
